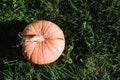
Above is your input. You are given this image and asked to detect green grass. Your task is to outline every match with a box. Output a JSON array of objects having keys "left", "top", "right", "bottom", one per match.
[{"left": 0, "top": 0, "right": 120, "bottom": 80}]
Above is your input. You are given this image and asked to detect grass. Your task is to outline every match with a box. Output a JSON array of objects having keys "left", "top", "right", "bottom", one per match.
[{"left": 0, "top": 0, "right": 120, "bottom": 80}]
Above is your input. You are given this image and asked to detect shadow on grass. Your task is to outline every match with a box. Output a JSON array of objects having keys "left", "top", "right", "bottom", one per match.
[{"left": 0, "top": 20, "right": 27, "bottom": 62}]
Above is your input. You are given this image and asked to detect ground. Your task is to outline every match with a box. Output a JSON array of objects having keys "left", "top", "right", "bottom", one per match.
[{"left": 0, "top": 0, "right": 120, "bottom": 80}]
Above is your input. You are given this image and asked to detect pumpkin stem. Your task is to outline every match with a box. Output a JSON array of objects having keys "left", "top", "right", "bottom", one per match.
[
  {"left": 18, "top": 32, "right": 23, "bottom": 38},
  {"left": 18, "top": 32, "right": 25, "bottom": 45},
  {"left": 25, "top": 35, "right": 45, "bottom": 42}
]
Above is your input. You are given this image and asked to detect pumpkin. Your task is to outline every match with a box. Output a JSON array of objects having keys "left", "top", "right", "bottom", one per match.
[{"left": 21, "top": 20, "right": 65, "bottom": 64}]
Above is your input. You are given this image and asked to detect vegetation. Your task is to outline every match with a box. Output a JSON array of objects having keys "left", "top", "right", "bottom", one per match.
[{"left": 0, "top": 0, "right": 120, "bottom": 80}]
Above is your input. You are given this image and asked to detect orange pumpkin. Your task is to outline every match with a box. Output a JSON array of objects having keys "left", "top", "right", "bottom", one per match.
[{"left": 21, "top": 20, "right": 65, "bottom": 64}]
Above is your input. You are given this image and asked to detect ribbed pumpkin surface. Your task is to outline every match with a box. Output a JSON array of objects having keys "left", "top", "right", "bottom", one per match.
[{"left": 22, "top": 20, "right": 65, "bottom": 64}]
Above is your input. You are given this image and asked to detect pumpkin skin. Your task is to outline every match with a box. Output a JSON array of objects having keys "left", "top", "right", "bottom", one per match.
[{"left": 22, "top": 20, "right": 65, "bottom": 64}]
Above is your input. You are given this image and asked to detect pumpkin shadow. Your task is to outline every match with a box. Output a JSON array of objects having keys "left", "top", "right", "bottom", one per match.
[{"left": 0, "top": 20, "right": 27, "bottom": 62}]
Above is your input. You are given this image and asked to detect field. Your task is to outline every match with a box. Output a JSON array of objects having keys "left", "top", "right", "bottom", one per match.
[{"left": 0, "top": 0, "right": 120, "bottom": 80}]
